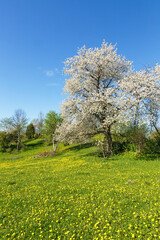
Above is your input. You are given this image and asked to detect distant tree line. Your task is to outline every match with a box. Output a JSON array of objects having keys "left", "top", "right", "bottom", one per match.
[{"left": 0, "top": 109, "right": 61, "bottom": 152}]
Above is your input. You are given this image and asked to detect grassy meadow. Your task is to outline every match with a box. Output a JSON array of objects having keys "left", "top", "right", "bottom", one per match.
[{"left": 0, "top": 139, "right": 160, "bottom": 239}]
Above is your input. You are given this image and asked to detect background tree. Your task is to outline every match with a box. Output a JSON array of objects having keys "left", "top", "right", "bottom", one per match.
[
  {"left": 146, "top": 99, "right": 160, "bottom": 135},
  {"left": 0, "top": 109, "right": 28, "bottom": 151},
  {"left": 11, "top": 109, "right": 28, "bottom": 151},
  {"left": 44, "top": 111, "right": 62, "bottom": 151},
  {"left": 32, "top": 112, "right": 44, "bottom": 137},
  {"left": 26, "top": 123, "right": 35, "bottom": 139},
  {"left": 0, "top": 117, "right": 13, "bottom": 132},
  {"left": 123, "top": 67, "right": 160, "bottom": 130}
]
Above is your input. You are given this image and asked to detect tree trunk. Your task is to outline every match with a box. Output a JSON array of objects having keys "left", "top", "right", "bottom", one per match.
[
  {"left": 101, "top": 141, "right": 106, "bottom": 159},
  {"left": 17, "top": 142, "right": 20, "bottom": 151},
  {"left": 134, "top": 104, "right": 139, "bottom": 128},
  {"left": 52, "top": 137, "right": 58, "bottom": 153},
  {"left": 153, "top": 123, "right": 160, "bottom": 135},
  {"left": 105, "top": 126, "right": 113, "bottom": 158},
  {"left": 17, "top": 131, "right": 21, "bottom": 151}
]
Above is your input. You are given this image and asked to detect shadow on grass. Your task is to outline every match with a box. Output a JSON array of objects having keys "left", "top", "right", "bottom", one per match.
[
  {"left": 57, "top": 142, "right": 160, "bottom": 162},
  {"left": 84, "top": 151, "right": 101, "bottom": 157},
  {"left": 66, "top": 142, "right": 94, "bottom": 151},
  {"left": 55, "top": 142, "right": 97, "bottom": 158},
  {"left": 84, "top": 151, "right": 160, "bottom": 161},
  {"left": 24, "top": 139, "right": 44, "bottom": 148},
  {"left": 136, "top": 153, "right": 160, "bottom": 161}
]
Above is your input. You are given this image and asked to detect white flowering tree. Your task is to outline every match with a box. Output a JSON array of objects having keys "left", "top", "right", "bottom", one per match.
[
  {"left": 56, "top": 42, "right": 160, "bottom": 157},
  {"left": 145, "top": 65, "right": 160, "bottom": 133},
  {"left": 122, "top": 65, "right": 160, "bottom": 129},
  {"left": 56, "top": 42, "right": 133, "bottom": 157}
]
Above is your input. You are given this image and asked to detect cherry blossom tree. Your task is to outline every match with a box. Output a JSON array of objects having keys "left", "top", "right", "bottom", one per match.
[
  {"left": 56, "top": 41, "right": 132, "bottom": 157},
  {"left": 56, "top": 42, "right": 160, "bottom": 157},
  {"left": 146, "top": 65, "right": 160, "bottom": 133},
  {"left": 122, "top": 65, "right": 160, "bottom": 129}
]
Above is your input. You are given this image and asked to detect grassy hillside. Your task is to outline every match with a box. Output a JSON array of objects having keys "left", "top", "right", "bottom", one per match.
[{"left": 0, "top": 140, "right": 160, "bottom": 239}]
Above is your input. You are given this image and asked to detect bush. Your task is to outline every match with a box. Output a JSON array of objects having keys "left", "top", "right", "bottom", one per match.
[
  {"left": 142, "top": 132, "right": 160, "bottom": 154},
  {"left": 112, "top": 141, "right": 124, "bottom": 154},
  {"left": 0, "top": 131, "right": 14, "bottom": 152},
  {"left": 120, "top": 125, "right": 148, "bottom": 152},
  {"left": 34, "top": 133, "right": 39, "bottom": 139}
]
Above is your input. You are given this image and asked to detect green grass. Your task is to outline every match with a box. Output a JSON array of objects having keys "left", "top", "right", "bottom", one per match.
[{"left": 0, "top": 140, "right": 160, "bottom": 239}]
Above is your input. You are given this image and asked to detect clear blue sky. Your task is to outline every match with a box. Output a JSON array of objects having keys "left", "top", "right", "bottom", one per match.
[{"left": 0, "top": 0, "right": 160, "bottom": 122}]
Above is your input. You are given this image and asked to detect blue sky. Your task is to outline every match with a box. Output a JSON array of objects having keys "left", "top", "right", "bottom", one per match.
[{"left": 0, "top": 0, "right": 160, "bottom": 122}]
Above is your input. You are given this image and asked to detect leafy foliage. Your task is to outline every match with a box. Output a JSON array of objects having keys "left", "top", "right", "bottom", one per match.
[
  {"left": 0, "top": 132, "right": 12, "bottom": 152},
  {"left": 143, "top": 131, "right": 160, "bottom": 154},
  {"left": 0, "top": 131, "right": 17, "bottom": 152},
  {"left": 43, "top": 111, "right": 62, "bottom": 150}
]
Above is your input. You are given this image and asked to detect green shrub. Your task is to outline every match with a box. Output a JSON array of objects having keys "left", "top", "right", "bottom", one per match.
[
  {"left": 0, "top": 131, "right": 14, "bottom": 152},
  {"left": 34, "top": 133, "right": 39, "bottom": 139},
  {"left": 142, "top": 132, "right": 160, "bottom": 154}
]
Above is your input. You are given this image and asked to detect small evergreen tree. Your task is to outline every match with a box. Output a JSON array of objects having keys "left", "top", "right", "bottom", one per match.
[{"left": 26, "top": 123, "right": 35, "bottom": 139}]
